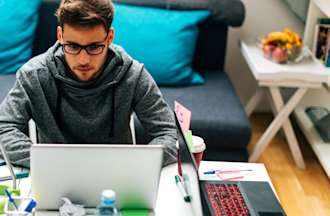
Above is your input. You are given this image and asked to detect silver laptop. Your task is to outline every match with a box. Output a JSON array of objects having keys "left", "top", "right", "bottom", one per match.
[{"left": 30, "top": 144, "right": 164, "bottom": 210}]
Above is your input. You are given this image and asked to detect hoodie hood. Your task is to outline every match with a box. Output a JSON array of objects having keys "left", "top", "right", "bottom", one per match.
[
  {"left": 45, "top": 42, "right": 133, "bottom": 97},
  {"left": 43, "top": 42, "right": 135, "bottom": 136}
]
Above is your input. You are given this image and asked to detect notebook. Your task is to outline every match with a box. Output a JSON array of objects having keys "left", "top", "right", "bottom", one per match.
[
  {"left": 174, "top": 112, "right": 287, "bottom": 216},
  {"left": 30, "top": 144, "right": 164, "bottom": 211}
]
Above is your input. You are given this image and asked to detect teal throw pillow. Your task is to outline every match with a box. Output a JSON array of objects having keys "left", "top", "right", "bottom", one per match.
[
  {"left": 0, "top": 0, "right": 41, "bottom": 74},
  {"left": 112, "top": 3, "right": 210, "bottom": 85}
]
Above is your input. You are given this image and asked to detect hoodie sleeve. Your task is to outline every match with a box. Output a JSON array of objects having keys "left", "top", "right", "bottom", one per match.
[
  {"left": 133, "top": 67, "right": 177, "bottom": 166},
  {"left": 0, "top": 72, "right": 32, "bottom": 168}
]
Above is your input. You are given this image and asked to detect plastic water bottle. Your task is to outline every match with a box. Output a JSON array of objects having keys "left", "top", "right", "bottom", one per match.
[{"left": 96, "top": 190, "right": 120, "bottom": 216}]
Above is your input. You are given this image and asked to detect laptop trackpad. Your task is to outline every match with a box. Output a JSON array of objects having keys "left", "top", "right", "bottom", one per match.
[{"left": 240, "top": 181, "right": 286, "bottom": 216}]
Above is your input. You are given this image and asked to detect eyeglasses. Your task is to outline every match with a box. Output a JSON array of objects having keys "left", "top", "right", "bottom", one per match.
[{"left": 62, "top": 43, "right": 106, "bottom": 55}]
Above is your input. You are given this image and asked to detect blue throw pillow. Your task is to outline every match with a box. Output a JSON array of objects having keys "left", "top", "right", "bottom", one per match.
[
  {"left": 0, "top": 0, "right": 41, "bottom": 74},
  {"left": 112, "top": 3, "right": 210, "bottom": 85}
]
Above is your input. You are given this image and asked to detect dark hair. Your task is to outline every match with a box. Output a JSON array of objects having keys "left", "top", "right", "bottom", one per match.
[{"left": 55, "top": 0, "right": 114, "bottom": 31}]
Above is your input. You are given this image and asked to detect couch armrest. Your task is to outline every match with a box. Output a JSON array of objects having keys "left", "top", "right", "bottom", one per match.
[{"left": 209, "top": 0, "right": 245, "bottom": 27}]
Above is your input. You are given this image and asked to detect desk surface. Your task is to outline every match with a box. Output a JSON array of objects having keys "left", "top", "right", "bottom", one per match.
[
  {"left": 0, "top": 164, "right": 202, "bottom": 216},
  {"left": 0, "top": 161, "right": 275, "bottom": 216}
]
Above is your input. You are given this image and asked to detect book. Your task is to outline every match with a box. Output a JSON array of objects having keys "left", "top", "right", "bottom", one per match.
[
  {"left": 325, "top": 45, "right": 330, "bottom": 67},
  {"left": 313, "top": 23, "right": 330, "bottom": 62},
  {"left": 324, "top": 28, "right": 330, "bottom": 66},
  {"left": 305, "top": 106, "right": 330, "bottom": 142},
  {"left": 318, "top": 17, "right": 330, "bottom": 25}
]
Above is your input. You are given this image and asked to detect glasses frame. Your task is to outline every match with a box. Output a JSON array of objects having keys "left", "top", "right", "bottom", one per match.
[{"left": 61, "top": 32, "right": 109, "bottom": 55}]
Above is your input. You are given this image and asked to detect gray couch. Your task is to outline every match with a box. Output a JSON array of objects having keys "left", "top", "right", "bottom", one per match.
[{"left": 0, "top": 0, "right": 251, "bottom": 161}]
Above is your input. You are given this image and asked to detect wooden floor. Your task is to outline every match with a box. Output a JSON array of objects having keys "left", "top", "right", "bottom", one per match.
[{"left": 249, "top": 113, "right": 330, "bottom": 216}]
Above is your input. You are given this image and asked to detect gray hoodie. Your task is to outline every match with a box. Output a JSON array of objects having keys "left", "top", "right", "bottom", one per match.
[{"left": 0, "top": 43, "right": 177, "bottom": 167}]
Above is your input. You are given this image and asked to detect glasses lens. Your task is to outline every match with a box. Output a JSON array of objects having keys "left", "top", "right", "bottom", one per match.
[
  {"left": 64, "top": 44, "right": 81, "bottom": 54},
  {"left": 86, "top": 45, "right": 105, "bottom": 55}
]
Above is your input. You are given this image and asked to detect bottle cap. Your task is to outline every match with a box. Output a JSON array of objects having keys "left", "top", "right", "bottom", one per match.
[{"left": 101, "top": 190, "right": 116, "bottom": 205}]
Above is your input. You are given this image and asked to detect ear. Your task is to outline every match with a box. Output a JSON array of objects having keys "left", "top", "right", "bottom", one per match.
[
  {"left": 107, "top": 27, "right": 115, "bottom": 44},
  {"left": 57, "top": 26, "right": 63, "bottom": 44}
]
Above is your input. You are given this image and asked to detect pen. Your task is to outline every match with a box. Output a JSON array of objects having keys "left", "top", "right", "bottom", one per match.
[
  {"left": 203, "top": 169, "right": 253, "bottom": 174},
  {"left": 175, "top": 175, "right": 191, "bottom": 202},
  {"left": 0, "top": 171, "right": 29, "bottom": 182},
  {"left": 4, "top": 188, "right": 18, "bottom": 210},
  {"left": 218, "top": 175, "right": 245, "bottom": 181}
]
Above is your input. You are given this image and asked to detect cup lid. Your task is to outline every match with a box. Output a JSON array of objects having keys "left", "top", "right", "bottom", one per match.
[{"left": 192, "top": 135, "right": 206, "bottom": 153}]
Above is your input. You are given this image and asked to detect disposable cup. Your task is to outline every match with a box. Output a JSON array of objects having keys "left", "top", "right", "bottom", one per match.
[{"left": 191, "top": 135, "right": 206, "bottom": 168}]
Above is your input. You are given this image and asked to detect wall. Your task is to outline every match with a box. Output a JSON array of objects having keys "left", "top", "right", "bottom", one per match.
[{"left": 225, "top": 0, "right": 305, "bottom": 112}]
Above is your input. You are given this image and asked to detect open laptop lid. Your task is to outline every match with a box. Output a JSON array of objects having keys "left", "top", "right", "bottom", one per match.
[
  {"left": 175, "top": 112, "right": 287, "bottom": 216},
  {"left": 31, "top": 144, "right": 164, "bottom": 210},
  {"left": 174, "top": 112, "right": 205, "bottom": 215}
]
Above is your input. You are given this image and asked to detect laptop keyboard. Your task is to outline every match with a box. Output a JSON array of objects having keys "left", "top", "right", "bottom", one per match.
[{"left": 205, "top": 183, "right": 251, "bottom": 216}]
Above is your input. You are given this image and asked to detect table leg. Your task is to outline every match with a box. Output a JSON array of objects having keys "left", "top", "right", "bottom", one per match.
[
  {"left": 268, "top": 87, "right": 306, "bottom": 169},
  {"left": 245, "top": 88, "right": 264, "bottom": 117},
  {"left": 249, "top": 87, "right": 307, "bottom": 167},
  {"left": 265, "top": 89, "right": 285, "bottom": 137}
]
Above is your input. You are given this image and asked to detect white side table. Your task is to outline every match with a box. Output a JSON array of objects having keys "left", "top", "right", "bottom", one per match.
[{"left": 240, "top": 41, "right": 329, "bottom": 169}]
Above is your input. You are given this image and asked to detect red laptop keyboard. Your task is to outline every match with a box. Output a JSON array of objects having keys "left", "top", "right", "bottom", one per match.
[{"left": 205, "top": 183, "right": 251, "bottom": 216}]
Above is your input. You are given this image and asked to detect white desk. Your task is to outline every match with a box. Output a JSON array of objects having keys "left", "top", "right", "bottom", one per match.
[
  {"left": 0, "top": 164, "right": 202, "bottom": 216},
  {"left": 241, "top": 41, "right": 329, "bottom": 169},
  {"left": 0, "top": 161, "right": 276, "bottom": 215}
]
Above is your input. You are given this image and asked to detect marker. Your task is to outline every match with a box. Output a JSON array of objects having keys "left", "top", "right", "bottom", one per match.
[
  {"left": 177, "top": 149, "right": 182, "bottom": 176},
  {"left": 0, "top": 171, "right": 29, "bottom": 182},
  {"left": 175, "top": 175, "right": 191, "bottom": 202},
  {"left": 203, "top": 169, "right": 253, "bottom": 175},
  {"left": 4, "top": 188, "right": 18, "bottom": 210}
]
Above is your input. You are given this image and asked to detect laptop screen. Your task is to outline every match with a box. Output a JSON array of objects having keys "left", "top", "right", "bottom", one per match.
[{"left": 31, "top": 144, "right": 164, "bottom": 210}]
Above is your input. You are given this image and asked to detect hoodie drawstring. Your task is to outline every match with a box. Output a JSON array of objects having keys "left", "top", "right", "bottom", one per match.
[
  {"left": 55, "top": 79, "right": 63, "bottom": 130},
  {"left": 109, "top": 84, "right": 116, "bottom": 137}
]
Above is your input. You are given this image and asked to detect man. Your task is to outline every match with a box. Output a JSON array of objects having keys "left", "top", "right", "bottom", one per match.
[{"left": 0, "top": 0, "right": 177, "bottom": 167}]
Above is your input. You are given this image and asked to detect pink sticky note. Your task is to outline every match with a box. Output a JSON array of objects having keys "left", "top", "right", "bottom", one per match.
[{"left": 174, "top": 101, "right": 191, "bottom": 132}]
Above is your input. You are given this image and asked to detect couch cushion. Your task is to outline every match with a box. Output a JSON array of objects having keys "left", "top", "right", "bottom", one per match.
[
  {"left": 134, "top": 71, "right": 251, "bottom": 150},
  {"left": 161, "top": 71, "right": 251, "bottom": 149},
  {"left": 112, "top": 3, "right": 210, "bottom": 85},
  {"left": 0, "top": 0, "right": 41, "bottom": 74}
]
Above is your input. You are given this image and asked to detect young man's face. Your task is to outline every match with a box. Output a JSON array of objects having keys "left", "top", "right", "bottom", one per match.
[{"left": 57, "top": 24, "right": 114, "bottom": 81}]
